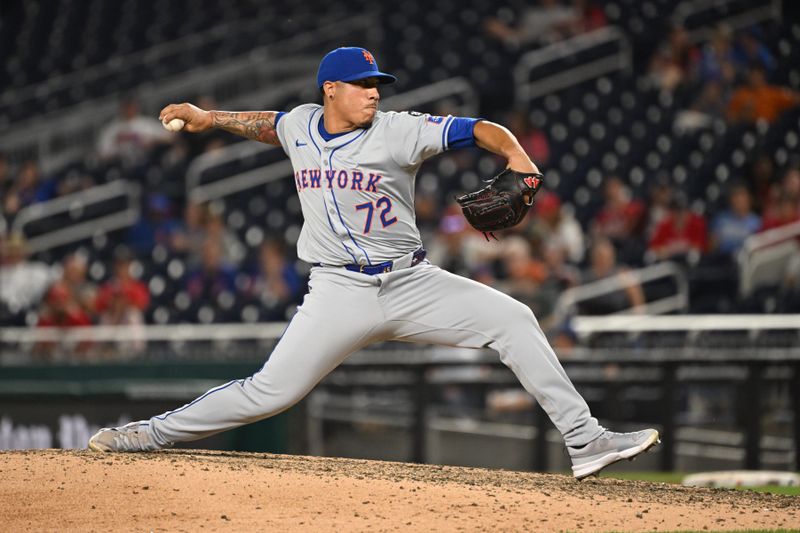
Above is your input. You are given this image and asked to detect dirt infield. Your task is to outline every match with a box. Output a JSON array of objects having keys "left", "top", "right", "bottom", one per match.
[{"left": 1, "top": 450, "right": 798, "bottom": 532}]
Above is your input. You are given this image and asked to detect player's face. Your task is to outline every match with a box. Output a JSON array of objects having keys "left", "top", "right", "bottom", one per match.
[{"left": 336, "top": 77, "right": 380, "bottom": 127}]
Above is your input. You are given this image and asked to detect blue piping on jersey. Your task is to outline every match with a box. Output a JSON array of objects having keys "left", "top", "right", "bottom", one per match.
[
  {"left": 328, "top": 129, "right": 372, "bottom": 265},
  {"left": 306, "top": 107, "right": 358, "bottom": 262},
  {"left": 441, "top": 115, "right": 455, "bottom": 151},
  {"left": 307, "top": 108, "right": 322, "bottom": 156}
]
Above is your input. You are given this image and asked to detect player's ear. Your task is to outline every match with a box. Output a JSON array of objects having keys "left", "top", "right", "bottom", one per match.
[{"left": 323, "top": 81, "right": 335, "bottom": 101}]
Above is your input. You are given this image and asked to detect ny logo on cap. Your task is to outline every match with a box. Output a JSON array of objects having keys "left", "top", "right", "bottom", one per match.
[{"left": 362, "top": 50, "right": 375, "bottom": 64}]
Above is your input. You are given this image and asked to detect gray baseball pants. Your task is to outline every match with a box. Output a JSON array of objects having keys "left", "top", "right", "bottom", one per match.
[{"left": 148, "top": 263, "right": 604, "bottom": 448}]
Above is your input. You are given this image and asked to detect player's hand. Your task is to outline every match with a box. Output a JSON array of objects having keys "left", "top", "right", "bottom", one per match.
[{"left": 158, "top": 103, "right": 213, "bottom": 133}]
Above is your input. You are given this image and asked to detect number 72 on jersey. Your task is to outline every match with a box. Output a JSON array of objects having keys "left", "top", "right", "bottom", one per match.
[{"left": 355, "top": 196, "right": 397, "bottom": 233}]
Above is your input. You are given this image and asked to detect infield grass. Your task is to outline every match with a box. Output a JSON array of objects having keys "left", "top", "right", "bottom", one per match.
[{"left": 601, "top": 471, "right": 800, "bottom": 496}]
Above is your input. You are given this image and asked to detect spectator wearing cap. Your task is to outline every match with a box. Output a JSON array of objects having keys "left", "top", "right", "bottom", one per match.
[
  {"left": 0, "top": 235, "right": 61, "bottom": 320},
  {"left": 710, "top": 183, "right": 761, "bottom": 257},
  {"left": 648, "top": 193, "right": 708, "bottom": 263},
  {"left": 127, "top": 193, "right": 182, "bottom": 254}
]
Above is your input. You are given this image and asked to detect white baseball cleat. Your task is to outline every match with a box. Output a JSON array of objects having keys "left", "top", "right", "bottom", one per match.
[
  {"left": 88, "top": 421, "right": 161, "bottom": 452},
  {"left": 569, "top": 428, "right": 660, "bottom": 480}
]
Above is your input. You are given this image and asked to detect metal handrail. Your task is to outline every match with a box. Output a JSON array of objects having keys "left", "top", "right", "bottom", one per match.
[
  {"left": 551, "top": 261, "right": 689, "bottom": 326},
  {"left": 737, "top": 220, "right": 800, "bottom": 297},
  {"left": 3, "top": 314, "right": 798, "bottom": 346},
  {"left": 513, "top": 26, "right": 632, "bottom": 106},
  {"left": 572, "top": 314, "right": 800, "bottom": 335},
  {"left": 676, "top": 0, "right": 782, "bottom": 44},
  {"left": 10, "top": 180, "right": 141, "bottom": 254}
]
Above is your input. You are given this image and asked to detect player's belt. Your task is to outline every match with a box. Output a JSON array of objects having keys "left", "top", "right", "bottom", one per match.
[{"left": 313, "top": 248, "right": 427, "bottom": 276}]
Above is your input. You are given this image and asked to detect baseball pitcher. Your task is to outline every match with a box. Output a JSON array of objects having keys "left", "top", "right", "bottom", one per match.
[{"left": 89, "top": 47, "right": 659, "bottom": 479}]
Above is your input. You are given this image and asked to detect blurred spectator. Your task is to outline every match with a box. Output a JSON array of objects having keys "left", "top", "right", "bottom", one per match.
[
  {"left": 536, "top": 240, "right": 581, "bottom": 327},
  {"left": 732, "top": 27, "right": 776, "bottom": 76},
  {"left": 508, "top": 111, "right": 550, "bottom": 165},
  {"left": 762, "top": 168, "right": 800, "bottom": 231},
  {"left": 673, "top": 80, "right": 727, "bottom": 134},
  {"left": 2, "top": 160, "right": 53, "bottom": 217},
  {"left": 648, "top": 25, "right": 699, "bottom": 92},
  {"left": 570, "top": 0, "right": 607, "bottom": 35},
  {"left": 204, "top": 210, "right": 246, "bottom": 266},
  {"left": 96, "top": 95, "right": 172, "bottom": 166},
  {"left": 709, "top": 183, "right": 761, "bottom": 257},
  {"left": 484, "top": 0, "right": 578, "bottom": 49},
  {"left": 647, "top": 193, "right": 708, "bottom": 263},
  {"left": 496, "top": 236, "right": 548, "bottom": 314},
  {"left": 185, "top": 238, "right": 238, "bottom": 302},
  {"left": 747, "top": 153, "right": 776, "bottom": 212},
  {"left": 698, "top": 25, "right": 737, "bottom": 86},
  {"left": 427, "top": 205, "right": 494, "bottom": 278},
  {"left": 590, "top": 176, "right": 646, "bottom": 262},
  {"left": 95, "top": 247, "right": 150, "bottom": 318},
  {"left": 530, "top": 192, "right": 584, "bottom": 264},
  {"left": 727, "top": 63, "right": 800, "bottom": 124},
  {"left": 248, "top": 239, "right": 304, "bottom": 320},
  {"left": 644, "top": 174, "right": 673, "bottom": 239},
  {"left": 55, "top": 168, "right": 95, "bottom": 198},
  {"left": 761, "top": 197, "right": 800, "bottom": 232},
  {"left": 0, "top": 234, "right": 61, "bottom": 316},
  {"left": 0, "top": 154, "right": 11, "bottom": 203},
  {"left": 171, "top": 200, "right": 208, "bottom": 257},
  {"left": 36, "top": 282, "right": 92, "bottom": 328},
  {"left": 579, "top": 238, "right": 645, "bottom": 314},
  {"left": 60, "top": 253, "right": 97, "bottom": 317},
  {"left": 127, "top": 193, "right": 182, "bottom": 255}
]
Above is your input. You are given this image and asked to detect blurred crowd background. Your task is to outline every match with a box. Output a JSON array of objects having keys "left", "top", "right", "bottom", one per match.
[
  {"left": 2, "top": 0, "right": 800, "bottom": 470},
  {"left": 1, "top": 0, "right": 799, "bottom": 342}
]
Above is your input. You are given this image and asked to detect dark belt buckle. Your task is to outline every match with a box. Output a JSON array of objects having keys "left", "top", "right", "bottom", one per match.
[{"left": 382, "top": 265, "right": 392, "bottom": 273}]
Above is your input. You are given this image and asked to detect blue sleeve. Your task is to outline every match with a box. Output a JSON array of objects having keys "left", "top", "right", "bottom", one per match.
[
  {"left": 446, "top": 117, "right": 482, "bottom": 149},
  {"left": 274, "top": 111, "right": 287, "bottom": 127}
]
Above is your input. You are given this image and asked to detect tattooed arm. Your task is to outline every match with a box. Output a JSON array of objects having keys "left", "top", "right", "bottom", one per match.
[{"left": 158, "top": 103, "right": 281, "bottom": 146}]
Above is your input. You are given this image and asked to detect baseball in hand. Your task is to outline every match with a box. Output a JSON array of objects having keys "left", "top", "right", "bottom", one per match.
[{"left": 162, "top": 118, "right": 185, "bottom": 132}]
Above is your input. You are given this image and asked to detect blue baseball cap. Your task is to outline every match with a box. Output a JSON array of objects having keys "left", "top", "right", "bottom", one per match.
[{"left": 317, "top": 47, "right": 397, "bottom": 88}]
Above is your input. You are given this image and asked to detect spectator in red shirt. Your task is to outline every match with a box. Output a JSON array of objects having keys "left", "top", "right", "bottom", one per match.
[
  {"left": 37, "top": 282, "right": 93, "bottom": 328},
  {"left": 591, "top": 176, "right": 647, "bottom": 262},
  {"left": 95, "top": 247, "right": 150, "bottom": 315},
  {"left": 648, "top": 193, "right": 708, "bottom": 263}
]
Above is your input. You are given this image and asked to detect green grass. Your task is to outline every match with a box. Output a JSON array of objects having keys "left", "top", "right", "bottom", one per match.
[{"left": 600, "top": 472, "right": 800, "bottom": 496}]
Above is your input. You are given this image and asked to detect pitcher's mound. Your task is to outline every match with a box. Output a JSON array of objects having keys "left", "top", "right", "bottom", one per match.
[{"left": 2, "top": 449, "right": 798, "bottom": 532}]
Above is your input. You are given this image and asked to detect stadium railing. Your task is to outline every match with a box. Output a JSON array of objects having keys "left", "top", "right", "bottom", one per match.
[
  {"left": 737, "top": 220, "right": 800, "bottom": 297},
  {"left": 10, "top": 180, "right": 141, "bottom": 254},
  {"left": 550, "top": 261, "right": 689, "bottom": 328},
  {"left": 513, "top": 26, "right": 632, "bottom": 108},
  {"left": 676, "top": 0, "right": 783, "bottom": 43}
]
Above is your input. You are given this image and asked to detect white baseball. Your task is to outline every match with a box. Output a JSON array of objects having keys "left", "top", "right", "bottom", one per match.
[{"left": 162, "top": 118, "right": 185, "bottom": 132}]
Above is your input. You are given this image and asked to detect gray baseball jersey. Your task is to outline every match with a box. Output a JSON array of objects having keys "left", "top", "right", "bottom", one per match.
[{"left": 276, "top": 104, "right": 455, "bottom": 265}]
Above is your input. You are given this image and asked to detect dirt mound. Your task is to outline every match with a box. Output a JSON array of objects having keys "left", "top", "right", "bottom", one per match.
[{"left": 1, "top": 449, "right": 798, "bottom": 532}]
